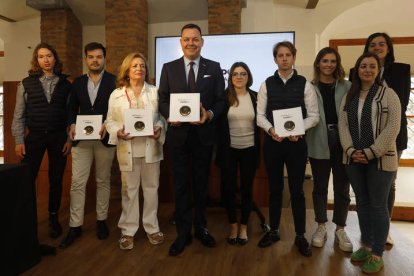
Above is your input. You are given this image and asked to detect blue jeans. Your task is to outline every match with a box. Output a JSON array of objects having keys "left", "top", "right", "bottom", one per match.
[{"left": 345, "top": 160, "right": 394, "bottom": 256}]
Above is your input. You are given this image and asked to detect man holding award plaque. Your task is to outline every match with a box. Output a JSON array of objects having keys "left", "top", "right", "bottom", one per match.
[
  {"left": 256, "top": 41, "right": 319, "bottom": 256},
  {"left": 158, "top": 23, "right": 226, "bottom": 256},
  {"left": 60, "top": 43, "right": 116, "bottom": 249}
]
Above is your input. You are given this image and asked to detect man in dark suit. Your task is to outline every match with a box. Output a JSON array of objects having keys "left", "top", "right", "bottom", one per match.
[
  {"left": 158, "top": 23, "right": 226, "bottom": 256},
  {"left": 59, "top": 42, "right": 116, "bottom": 249}
]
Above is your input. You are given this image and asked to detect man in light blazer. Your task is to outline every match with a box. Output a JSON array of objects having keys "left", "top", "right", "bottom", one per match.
[
  {"left": 59, "top": 42, "right": 116, "bottom": 249},
  {"left": 158, "top": 23, "right": 226, "bottom": 256}
]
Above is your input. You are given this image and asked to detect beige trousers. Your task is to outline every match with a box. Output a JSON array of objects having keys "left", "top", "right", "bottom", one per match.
[
  {"left": 118, "top": 157, "right": 161, "bottom": 236},
  {"left": 69, "top": 140, "right": 115, "bottom": 227}
]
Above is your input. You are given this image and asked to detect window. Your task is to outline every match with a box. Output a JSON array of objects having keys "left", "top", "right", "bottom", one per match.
[
  {"left": 0, "top": 85, "right": 3, "bottom": 151},
  {"left": 401, "top": 77, "right": 414, "bottom": 159}
]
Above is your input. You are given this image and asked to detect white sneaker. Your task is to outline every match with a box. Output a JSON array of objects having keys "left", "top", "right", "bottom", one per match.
[
  {"left": 335, "top": 229, "right": 353, "bottom": 252},
  {"left": 311, "top": 224, "right": 327, "bottom": 248},
  {"left": 386, "top": 233, "right": 394, "bottom": 245}
]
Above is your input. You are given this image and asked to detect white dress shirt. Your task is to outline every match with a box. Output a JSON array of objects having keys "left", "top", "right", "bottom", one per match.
[{"left": 256, "top": 70, "right": 319, "bottom": 135}]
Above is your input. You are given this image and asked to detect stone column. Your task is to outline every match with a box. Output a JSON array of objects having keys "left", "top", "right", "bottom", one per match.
[
  {"left": 40, "top": 8, "right": 82, "bottom": 79},
  {"left": 208, "top": 0, "right": 242, "bottom": 34},
  {"left": 105, "top": 0, "right": 148, "bottom": 75}
]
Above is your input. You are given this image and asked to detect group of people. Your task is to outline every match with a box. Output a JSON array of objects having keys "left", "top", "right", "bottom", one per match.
[{"left": 12, "top": 22, "right": 409, "bottom": 274}]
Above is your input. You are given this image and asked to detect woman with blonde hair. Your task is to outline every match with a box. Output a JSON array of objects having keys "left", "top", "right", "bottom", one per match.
[
  {"left": 306, "top": 47, "right": 353, "bottom": 252},
  {"left": 106, "top": 52, "right": 166, "bottom": 250}
]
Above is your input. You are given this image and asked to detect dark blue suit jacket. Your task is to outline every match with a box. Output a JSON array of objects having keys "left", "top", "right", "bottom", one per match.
[
  {"left": 68, "top": 71, "right": 116, "bottom": 147},
  {"left": 158, "top": 56, "right": 226, "bottom": 147}
]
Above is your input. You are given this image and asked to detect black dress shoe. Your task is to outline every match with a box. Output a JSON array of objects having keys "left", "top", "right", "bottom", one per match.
[
  {"left": 169, "top": 236, "right": 192, "bottom": 256},
  {"left": 195, "top": 228, "right": 216, "bottom": 248},
  {"left": 258, "top": 230, "right": 280, "bottom": 248},
  {"left": 39, "top": 244, "right": 57, "bottom": 256},
  {"left": 227, "top": 237, "right": 238, "bottom": 245},
  {"left": 295, "top": 235, "right": 312, "bottom": 257},
  {"left": 96, "top": 220, "right": 109, "bottom": 240},
  {"left": 49, "top": 213, "right": 63, "bottom": 239},
  {"left": 59, "top": 227, "right": 82, "bottom": 249},
  {"left": 237, "top": 237, "right": 249, "bottom": 246}
]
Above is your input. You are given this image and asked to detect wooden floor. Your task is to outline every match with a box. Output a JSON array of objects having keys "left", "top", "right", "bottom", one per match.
[{"left": 23, "top": 186, "right": 414, "bottom": 276}]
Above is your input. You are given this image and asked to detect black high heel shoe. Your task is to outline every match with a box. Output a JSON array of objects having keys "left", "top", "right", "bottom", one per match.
[
  {"left": 237, "top": 237, "right": 249, "bottom": 246},
  {"left": 227, "top": 236, "right": 238, "bottom": 245}
]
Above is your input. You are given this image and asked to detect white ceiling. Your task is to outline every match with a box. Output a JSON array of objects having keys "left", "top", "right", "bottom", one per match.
[
  {"left": 0, "top": 0, "right": 351, "bottom": 25},
  {"left": 0, "top": 0, "right": 209, "bottom": 25},
  {"left": 0, "top": 0, "right": 39, "bottom": 22}
]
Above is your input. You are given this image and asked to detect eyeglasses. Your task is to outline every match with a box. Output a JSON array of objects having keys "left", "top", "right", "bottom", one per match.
[{"left": 231, "top": 72, "right": 248, "bottom": 77}]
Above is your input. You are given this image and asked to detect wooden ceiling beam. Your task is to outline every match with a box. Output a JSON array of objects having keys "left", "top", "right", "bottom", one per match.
[
  {"left": 0, "top": 14, "right": 16, "bottom": 22},
  {"left": 306, "top": 0, "right": 319, "bottom": 9}
]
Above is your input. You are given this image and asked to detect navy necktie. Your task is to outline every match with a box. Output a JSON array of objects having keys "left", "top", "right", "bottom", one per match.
[{"left": 188, "top": 61, "right": 196, "bottom": 92}]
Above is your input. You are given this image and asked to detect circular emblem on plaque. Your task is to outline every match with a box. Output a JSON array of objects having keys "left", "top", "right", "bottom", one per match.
[
  {"left": 134, "top": 121, "right": 145, "bottom": 131},
  {"left": 284, "top": 121, "right": 295, "bottom": 131},
  {"left": 180, "top": 105, "right": 191, "bottom": 116},
  {"left": 83, "top": 126, "right": 94, "bottom": 135}
]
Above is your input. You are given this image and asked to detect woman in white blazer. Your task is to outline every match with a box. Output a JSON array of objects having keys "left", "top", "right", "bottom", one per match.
[{"left": 106, "top": 52, "right": 167, "bottom": 250}]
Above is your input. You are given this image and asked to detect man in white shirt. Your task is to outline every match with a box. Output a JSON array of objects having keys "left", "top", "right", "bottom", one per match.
[{"left": 256, "top": 41, "right": 319, "bottom": 257}]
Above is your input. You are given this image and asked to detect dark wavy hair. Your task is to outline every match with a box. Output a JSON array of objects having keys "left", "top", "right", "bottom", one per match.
[
  {"left": 363, "top": 32, "right": 395, "bottom": 68},
  {"left": 28, "top": 42, "right": 63, "bottom": 77},
  {"left": 312, "top": 47, "right": 345, "bottom": 84},
  {"left": 226, "top": 62, "right": 253, "bottom": 107},
  {"left": 344, "top": 52, "right": 382, "bottom": 109}
]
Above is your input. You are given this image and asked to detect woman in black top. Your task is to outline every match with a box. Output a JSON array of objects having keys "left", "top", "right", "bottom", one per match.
[{"left": 216, "top": 62, "right": 260, "bottom": 246}]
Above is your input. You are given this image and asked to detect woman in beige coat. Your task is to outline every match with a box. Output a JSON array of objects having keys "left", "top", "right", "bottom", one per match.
[
  {"left": 338, "top": 52, "right": 401, "bottom": 273},
  {"left": 106, "top": 52, "right": 166, "bottom": 250}
]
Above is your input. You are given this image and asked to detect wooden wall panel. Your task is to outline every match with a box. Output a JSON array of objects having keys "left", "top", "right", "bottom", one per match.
[{"left": 3, "top": 81, "right": 20, "bottom": 164}]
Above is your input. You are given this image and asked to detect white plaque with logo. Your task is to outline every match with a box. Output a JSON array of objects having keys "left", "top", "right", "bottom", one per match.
[
  {"left": 124, "top": 109, "right": 154, "bottom": 137},
  {"left": 169, "top": 93, "right": 200, "bottom": 122},
  {"left": 272, "top": 107, "right": 305, "bottom": 137},
  {"left": 74, "top": 115, "right": 103, "bottom": 140}
]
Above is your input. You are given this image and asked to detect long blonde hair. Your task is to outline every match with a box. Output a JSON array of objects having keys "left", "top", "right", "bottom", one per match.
[{"left": 117, "top": 52, "right": 149, "bottom": 88}]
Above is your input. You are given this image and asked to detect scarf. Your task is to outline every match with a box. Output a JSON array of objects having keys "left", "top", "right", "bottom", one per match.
[{"left": 347, "top": 83, "right": 378, "bottom": 150}]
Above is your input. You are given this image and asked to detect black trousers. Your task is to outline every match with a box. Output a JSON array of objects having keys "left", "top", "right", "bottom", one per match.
[
  {"left": 221, "top": 146, "right": 256, "bottom": 225},
  {"left": 263, "top": 136, "right": 307, "bottom": 235},
  {"left": 171, "top": 127, "right": 213, "bottom": 240},
  {"left": 22, "top": 130, "right": 68, "bottom": 213},
  {"left": 309, "top": 127, "right": 350, "bottom": 226}
]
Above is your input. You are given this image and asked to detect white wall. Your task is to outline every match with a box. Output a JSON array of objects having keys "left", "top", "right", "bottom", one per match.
[
  {"left": 241, "top": 0, "right": 414, "bottom": 79},
  {"left": 0, "top": 17, "right": 40, "bottom": 82},
  {"left": 82, "top": 25, "right": 106, "bottom": 74}
]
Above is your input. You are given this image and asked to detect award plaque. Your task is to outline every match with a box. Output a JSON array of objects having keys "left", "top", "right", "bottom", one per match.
[
  {"left": 179, "top": 105, "right": 191, "bottom": 116},
  {"left": 134, "top": 121, "right": 145, "bottom": 131},
  {"left": 272, "top": 107, "right": 305, "bottom": 137},
  {"left": 124, "top": 109, "right": 154, "bottom": 137},
  {"left": 169, "top": 93, "right": 200, "bottom": 122},
  {"left": 74, "top": 115, "right": 102, "bottom": 140},
  {"left": 284, "top": 121, "right": 295, "bottom": 131},
  {"left": 84, "top": 125, "right": 95, "bottom": 135}
]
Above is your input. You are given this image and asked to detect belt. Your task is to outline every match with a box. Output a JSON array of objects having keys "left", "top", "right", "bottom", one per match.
[{"left": 327, "top": 124, "right": 338, "bottom": 130}]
